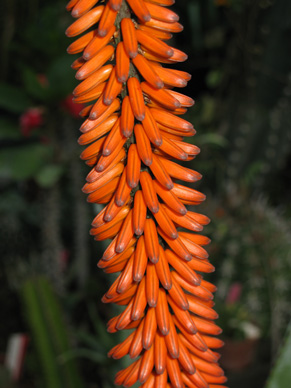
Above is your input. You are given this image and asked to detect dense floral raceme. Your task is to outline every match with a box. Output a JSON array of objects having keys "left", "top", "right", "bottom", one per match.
[{"left": 66, "top": 0, "right": 226, "bottom": 387}]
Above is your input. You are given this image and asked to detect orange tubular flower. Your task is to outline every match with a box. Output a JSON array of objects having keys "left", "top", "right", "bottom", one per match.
[{"left": 66, "top": 1, "right": 226, "bottom": 387}]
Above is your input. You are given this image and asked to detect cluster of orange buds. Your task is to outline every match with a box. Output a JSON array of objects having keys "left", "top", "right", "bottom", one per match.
[{"left": 66, "top": 0, "right": 226, "bottom": 387}]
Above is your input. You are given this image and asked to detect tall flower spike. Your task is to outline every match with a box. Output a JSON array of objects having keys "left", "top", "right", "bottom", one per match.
[{"left": 66, "top": 1, "right": 226, "bottom": 387}]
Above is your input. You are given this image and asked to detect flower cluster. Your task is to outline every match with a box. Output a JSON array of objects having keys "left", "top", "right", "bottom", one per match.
[{"left": 66, "top": 0, "right": 226, "bottom": 387}]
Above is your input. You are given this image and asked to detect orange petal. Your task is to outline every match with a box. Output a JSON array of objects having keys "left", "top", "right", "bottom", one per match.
[
  {"left": 109, "top": 0, "right": 122, "bottom": 11},
  {"left": 89, "top": 94, "right": 119, "bottom": 121},
  {"left": 156, "top": 288, "right": 170, "bottom": 335},
  {"left": 149, "top": 153, "right": 173, "bottom": 189},
  {"left": 103, "top": 67, "right": 123, "bottom": 105},
  {"left": 116, "top": 251, "right": 135, "bottom": 293},
  {"left": 200, "top": 335, "right": 224, "bottom": 349},
  {"left": 145, "top": 2, "right": 179, "bottom": 23},
  {"left": 133, "top": 190, "right": 147, "bottom": 236},
  {"left": 155, "top": 369, "right": 167, "bottom": 387},
  {"left": 126, "top": 144, "right": 141, "bottom": 188},
  {"left": 115, "top": 298, "right": 134, "bottom": 331},
  {"left": 164, "top": 314, "right": 180, "bottom": 359},
  {"left": 116, "top": 209, "right": 134, "bottom": 253},
  {"left": 167, "top": 273, "right": 189, "bottom": 311},
  {"left": 178, "top": 234, "right": 209, "bottom": 260},
  {"left": 155, "top": 246, "right": 172, "bottom": 290},
  {"left": 104, "top": 191, "right": 130, "bottom": 222},
  {"left": 120, "top": 96, "right": 135, "bottom": 137},
  {"left": 115, "top": 166, "right": 132, "bottom": 206},
  {"left": 179, "top": 334, "right": 219, "bottom": 364},
  {"left": 143, "top": 19, "right": 183, "bottom": 33},
  {"left": 131, "top": 277, "right": 147, "bottom": 321},
  {"left": 142, "top": 106, "right": 163, "bottom": 146},
  {"left": 167, "top": 295, "right": 197, "bottom": 334},
  {"left": 66, "top": 6, "right": 104, "bottom": 37},
  {"left": 167, "top": 89, "right": 195, "bottom": 107},
  {"left": 157, "top": 136, "right": 188, "bottom": 161},
  {"left": 150, "top": 108, "right": 193, "bottom": 131},
  {"left": 173, "top": 316, "right": 208, "bottom": 352},
  {"left": 158, "top": 227, "right": 192, "bottom": 261},
  {"left": 163, "top": 205, "right": 203, "bottom": 232},
  {"left": 149, "top": 64, "right": 190, "bottom": 88},
  {"left": 96, "top": 135, "right": 126, "bottom": 172},
  {"left": 83, "top": 162, "right": 124, "bottom": 194},
  {"left": 121, "top": 18, "right": 138, "bottom": 58},
  {"left": 165, "top": 249, "right": 200, "bottom": 285},
  {"left": 122, "top": 357, "right": 142, "bottom": 387},
  {"left": 88, "top": 186, "right": 126, "bottom": 221},
  {"left": 134, "top": 123, "right": 153, "bottom": 166},
  {"left": 152, "top": 205, "right": 177, "bottom": 239},
  {"left": 66, "top": 0, "right": 79, "bottom": 11},
  {"left": 158, "top": 158, "right": 202, "bottom": 182},
  {"left": 133, "top": 235, "right": 148, "bottom": 282},
  {"left": 126, "top": 0, "right": 151, "bottom": 22},
  {"left": 187, "top": 294, "right": 218, "bottom": 320},
  {"left": 146, "top": 262, "right": 159, "bottom": 307},
  {"left": 127, "top": 77, "right": 146, "bottom": 121},
  {"left": 136, "top": 29, "right": 174, "bottom": 58},
  {"left": 67, "top": 30, "right": 96, "bottom": 54},
  {"left": 86, "top": 147, "right": 125, "bottom": 182},
  {"left": 140, "top": 171, "right": 160, "bottom": 214},
  {"left": 190, "top": 354, "right": 224, "bottom": 377},
  {"left": 144, "top": 218, "right": 160, "bottom": 263},
  {"left": 138, "top": 24, "right": 173, "bottom": 40},
  {"left": 98, "top": 245, "right": 134, "bottom": 270},
  {"left": 129, "top": 319, "right": 145, "bottom": 358},
  {"left": 192, "top": 316, "right": 222, "bottom": 336},
  {"left": 83, "top": 25, "right": 116, "bottom": 60},
  {"left": 172, "top": 272, "right": 213, "bottom": 301},
  {"left": 154, "top": 331, "right": 167, "bottom": 374},
  {"left": 73, "top": 81, "right": 106, "bottom": 103},
  {"left": 177, "top": 334, "right": 196, "bottom": 375},
  {"left": 143, "top": 307, "right": 157, "bottom": 349},
  {"left": 71, "top": 0, "right": 100, "bottom": 18},
  {"left": 153, "top": 180, "right": 187, "bottom": 215},
  {"left": 132, "top": 54, "right": 164, "bottom": 89},
  {"left": 166, "top": 356, "right": 183, "bottom": 388},
  {"left": 116, "top": 42, "right": 130, "bottom": 82},
  {"left": 102, "top": 117, "right": 125, "bottom": 156},
  {"left": 109, "top": 331, "right": 135, "bottom": 359},
  {"left": 80, "top": 136, "right": 105, "bottom": 160},
  {"left": 71, "top": 56, "right": 86, "bottom": 70},
  {"left": 76, "top": 44, "right": 114, "bottom": 80},
  {"left": 139, "top": 344, "right": 155, "bottom": 384},
  {"left": 98, "top": 2, "right": 117, "bottom": 37},
  {"left": 78, "top": 114, "right": 118, "bottom": 145},
  {"left": 141, "top": 82, "right": 181, "bottom": 110}
]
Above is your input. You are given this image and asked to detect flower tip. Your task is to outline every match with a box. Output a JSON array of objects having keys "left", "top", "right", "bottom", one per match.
[
  {"left": 82, "top": 52, "right": 90, "bottom": 60},
  {"left": 143, "top": 157, "right": 153, "bottom": 166},
  {"left": 165, "top": 182, "right": 174, "bottom": 190},
  {"left": 129, "top": 51, "right": 138, "bottom": 59},
  {"left": 98, "top": 29, "right": 108, "bottom": 37},
  {"left": 117, "top": 75, "right": 127, "bottom": 83},
  {"left": 167, "top": 48, "right": 174, "bottom": 57},
  {"left": 103, "top": 97, "right": 113, "bottom": 105},
  {"left": 102, "top": 148, "right": 111, "bottom": 156},
  {"left": 103, "top": 214, "right": 113, "bottom": 222},
  {"left": 154, "top": 138, "right": 163, "bottom": 147},
  {"left": 71, "top": 9, "right": 79, "bottom": 18},
  {"left": 75, "top": 72, "right": 84, "bottom": 80},
  {"left": 142, "top": 13, "right": 151, "bottom": 22}
]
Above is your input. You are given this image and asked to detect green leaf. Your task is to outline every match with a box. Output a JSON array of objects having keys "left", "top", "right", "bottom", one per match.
[
  {"left": 0, "top": 83, "right": 31, "bottom": 113},
  {"left": 206, "top": 70, "right": 222, "bottom": 89},
  {"left": 35, "top": 164, "right": 64, "bottom": 188},
  {"left": 196, "top": 133, "right": 228, "bottom": 147},
  {"left": 21, "top": 67, "right": 49, "bottom": 101},
  {"left": 0, "top": 143, "right": 53, "bottom": 181},
  {"left": 0, "top": 119, "right": 21, "bottom": 140},
  {"left": 47, "top": 56, "right": 77, "bottom": 100},
  {"left": 266, "top": 324, "right": 291, "bottom": 388}
]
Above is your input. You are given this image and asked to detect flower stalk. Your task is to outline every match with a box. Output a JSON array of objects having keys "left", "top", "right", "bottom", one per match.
[{"left": 66, "top": 0, "right": 226, "bottom": 386}]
